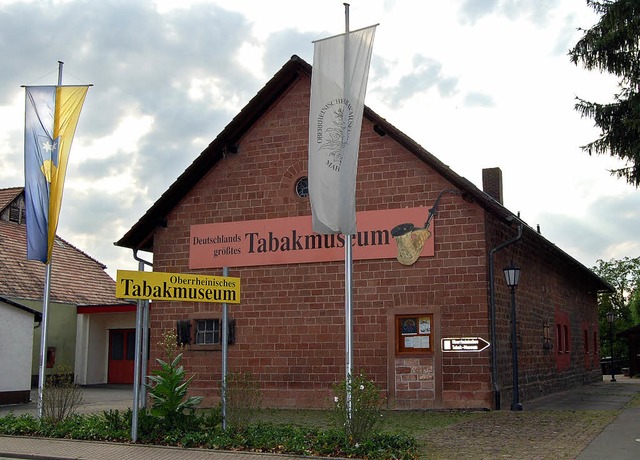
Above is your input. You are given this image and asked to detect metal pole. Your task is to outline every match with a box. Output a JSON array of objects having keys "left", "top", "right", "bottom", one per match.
[
  {"left": 510, "top": 286, "right": 522, "bottom": 411},
  {"left": 140, "top": 299, "right": 150, "bottom": 407},
  {"left": 36, "top": 263, "right": 52, "bottom": 418},
  {"left": 609, "top": 320, "right": 616, "bottom": 382},
  {"left": 488, "top": 223, "right": 523, "bottom": 410},
  {"left": 342, "top": 2, "right": 354, "bottom": 420},
  {"left": 345, "top": 235, "right": 353, "bottom": 417},
  {"left": 36, "top": 61, "right": 64, "bottom": 419},
  {"left": 221, "top": 267, "right": 229, "bottom": 430},
  {"left": 131, "top": 261, "right": 145, "bottom": 441}
]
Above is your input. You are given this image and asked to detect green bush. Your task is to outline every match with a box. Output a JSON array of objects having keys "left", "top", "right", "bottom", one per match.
[
  {"left": 223, "top": 371, "right": 262, "bottom": 431},
  {"left": 0, "top": 411, "right": 418, "bottom": 459},
  {"left": 0, "top": 413, "right": 41, "bottom": 435},
  {"left": 332, "top": 372, "right": 383, "bottom": 444},
  {"left": 42, "top": 364, "right": 84, "bottom": 425},
  {"left": 146, "top": 330, "right": 203, "bottom": 430}
]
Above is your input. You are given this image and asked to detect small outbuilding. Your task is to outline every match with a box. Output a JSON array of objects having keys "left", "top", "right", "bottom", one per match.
[
  {"left": 618, "top": 324, "right": 640, "bottom": 378},
  {"left": 0, "top": 187, "right": 137, "bottom": 389},
  {"left": 0, "top": 296, "right": 41, "bottom": 404}
]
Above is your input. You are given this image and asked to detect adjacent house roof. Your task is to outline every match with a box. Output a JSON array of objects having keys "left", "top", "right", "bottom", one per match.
[
  {"left": 0, "top": 188, "right": 125, "bottom": 306},
  {"left": 0, "top": 295, "right": 42, "bottom": 322},
  {"left": 618, "top": 324, "right": 640, "bottom": 338},
  {"left": 0, "top": 187, "right": 22, "bottom": 210},
  {"left": 115, "top": 55, "right": 613, "bottom": 293}
]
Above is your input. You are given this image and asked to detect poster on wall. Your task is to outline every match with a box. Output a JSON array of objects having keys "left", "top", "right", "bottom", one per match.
[{"left": 419, "top": 317, "right": 431, "bottom": 334}]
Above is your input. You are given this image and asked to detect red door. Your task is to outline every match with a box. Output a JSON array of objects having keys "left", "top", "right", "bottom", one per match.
[{"left": 108, "top": 329, "right": 136, "bottom": 384}]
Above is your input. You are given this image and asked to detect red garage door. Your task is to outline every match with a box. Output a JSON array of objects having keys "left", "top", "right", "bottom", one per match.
[{"left": 108, "top": 329, "right": 135, "bottom": 384}]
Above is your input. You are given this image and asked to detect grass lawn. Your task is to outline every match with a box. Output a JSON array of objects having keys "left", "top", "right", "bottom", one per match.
[{"left": 252, "top": 408, "right": 619, "bottom": 459}]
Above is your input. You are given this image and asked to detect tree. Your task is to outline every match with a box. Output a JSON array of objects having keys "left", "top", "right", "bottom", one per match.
[
  {"left": 569, "top": 0, "right": 640, "bottom": 186},
  {"left": 592, "top": 256, "right": 640, "bottom": 364}
]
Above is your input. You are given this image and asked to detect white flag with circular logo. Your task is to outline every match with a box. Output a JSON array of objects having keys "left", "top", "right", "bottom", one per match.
[{"left": 308, "top": 25, "right": 376, "bottom": 235}]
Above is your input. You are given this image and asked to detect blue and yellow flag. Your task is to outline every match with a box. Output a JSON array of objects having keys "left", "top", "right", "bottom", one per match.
[{"left": 24, "top": 85, "right": 88, "bottom": 263}]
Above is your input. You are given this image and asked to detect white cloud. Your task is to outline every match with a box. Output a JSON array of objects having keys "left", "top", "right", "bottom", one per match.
[{"left": 0, "top": 0, "right": 637, "bottom": 280}]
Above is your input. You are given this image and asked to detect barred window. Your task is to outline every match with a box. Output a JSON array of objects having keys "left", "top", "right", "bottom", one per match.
[{"left": 195, "top": 319, "right": 220, "bottom": 345}]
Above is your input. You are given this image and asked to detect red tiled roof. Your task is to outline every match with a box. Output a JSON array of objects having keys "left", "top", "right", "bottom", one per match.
[
  {"left": 0, "top": 218, "right": 123, "bottom": 306},
  {"left": 0, "top": 187, "right": 22, "bottom": 211}
]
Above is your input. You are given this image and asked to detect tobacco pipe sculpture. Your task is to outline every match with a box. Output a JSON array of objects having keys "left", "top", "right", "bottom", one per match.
[{"left": 390, "top": 189, "right": 461, "bottom": 266}]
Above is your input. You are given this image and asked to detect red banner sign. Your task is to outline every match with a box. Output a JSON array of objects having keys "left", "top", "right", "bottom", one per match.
[{"left": 189, "top": 207, "right": 435, "bottom": 269}]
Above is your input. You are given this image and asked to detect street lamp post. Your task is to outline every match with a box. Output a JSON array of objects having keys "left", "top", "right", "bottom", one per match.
[
  {"left": 503, "top": 262, "right": 523, "bottom": 411},
  {"left": 606, "top": 311, "right": 616, "bottom": 382}
]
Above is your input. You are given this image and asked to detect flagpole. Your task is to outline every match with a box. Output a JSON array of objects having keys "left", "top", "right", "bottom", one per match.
[
  {"left": 36, "top": 61, "right": 64, "bottom": 418},
  {"left": 343, "top": 2, "right": 354, "bottom": 419},
  {"left": 221, "top": 267, "right": 229, "bottom": 430},
  {"left": 36, "top": 264, "right": 52, "bottom": 418}
]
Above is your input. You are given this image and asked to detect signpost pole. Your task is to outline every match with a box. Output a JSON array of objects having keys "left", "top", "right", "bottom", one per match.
[
  {"left": 131, "top": 260, "right": 145, "bottom": 442},
  {"left": 221, "top": 267, "right": 229, "bottom": 430}
]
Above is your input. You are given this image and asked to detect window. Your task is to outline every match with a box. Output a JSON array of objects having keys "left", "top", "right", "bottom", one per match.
[
  {"left": 294, "top": 176, "right": 309, "bottom": 199},
  {"left": 396, "top": 314, "right": 433, "bottom": 355},
  {"left": 584, "top": 330, "right": 589, "bottom": 353},
  {"left": 195, "top": 319, "right": 220, "bottom": 345},
  {"left": 9, "top": 204, "right": 26, "bottom": 223},
  {"left": 176, "top": 318, "right": 235, "bottom": 348},
  {"left": 555, "top": 309, "right": 571, "bottom": 371},
  {"left": 557, "top": 324, "right": 563, "bottom": 352}
]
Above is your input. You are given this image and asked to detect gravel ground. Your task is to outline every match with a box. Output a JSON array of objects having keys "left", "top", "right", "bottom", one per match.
[{"left": 417, "top": 410, "right": 619, "bottom": 459}]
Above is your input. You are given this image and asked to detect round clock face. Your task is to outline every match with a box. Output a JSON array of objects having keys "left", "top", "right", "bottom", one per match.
[{"left": 295, "top": 176, "right": 309, "bottom": 198}]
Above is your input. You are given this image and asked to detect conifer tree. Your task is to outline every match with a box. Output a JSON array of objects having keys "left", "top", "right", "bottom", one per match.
[{"left": 569, "top": 0, "right": 640, "bottom": 186}]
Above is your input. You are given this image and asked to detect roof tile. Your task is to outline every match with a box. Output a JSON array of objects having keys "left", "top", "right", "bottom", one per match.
[{"left": 0, "top": 198, "right": 124, "bottom": 306}]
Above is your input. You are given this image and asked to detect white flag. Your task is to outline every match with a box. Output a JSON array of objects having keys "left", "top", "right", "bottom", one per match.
[{"left": 308, "top": 25, "right": 376, "bottom": 235}]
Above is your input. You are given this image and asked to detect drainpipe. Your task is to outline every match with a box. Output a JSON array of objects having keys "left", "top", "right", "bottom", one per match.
[
  {"left": 133, "top": 250, "right": 152, "bottom": 268},
  {"left": 133, "top": 250, "right": 153, "bottom": 405},
  {"left": 488, "top": 219, "right": 523, "bottom": 410},
  {"left": 131, "top": 250, "right": 153, "bottom": 442}
]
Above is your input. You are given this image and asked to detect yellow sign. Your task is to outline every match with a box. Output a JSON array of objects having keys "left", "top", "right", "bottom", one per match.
[{"left": 116, "top": 270, "right": 240, "bottom": 304}]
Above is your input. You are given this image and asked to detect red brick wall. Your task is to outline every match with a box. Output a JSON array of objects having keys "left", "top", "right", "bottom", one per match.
[
  {"left": 485, "top": 213, "right": 601, "bottom": 408},
  {"left": 147, "top": 72, "right": 598, "bottom": 411}
]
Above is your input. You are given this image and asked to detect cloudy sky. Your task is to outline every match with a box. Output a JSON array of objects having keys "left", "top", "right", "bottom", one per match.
[{"left": 0, "top": 0, "right": 637, "bottom": 279}]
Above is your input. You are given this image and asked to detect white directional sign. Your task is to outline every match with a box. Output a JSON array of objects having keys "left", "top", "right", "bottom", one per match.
[{"left": 441, "top": 337, "right": 490, "bottom": 352}]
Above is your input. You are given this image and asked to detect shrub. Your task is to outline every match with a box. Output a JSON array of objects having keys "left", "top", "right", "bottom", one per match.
[
  {"left": 223, "top": 371, "right": 262, "bottom": 432},
  {"left": 42, "top": 363, "right": 83, "bottom": 425},
  {"left": 332, "top": 371, "right": 383, "bottom": 444},
  {"left": 146, "top": 330, "right": 203, "bottom": 430},
  {"left": 0, "top": 410, "right": 418, "bottom": 459}
]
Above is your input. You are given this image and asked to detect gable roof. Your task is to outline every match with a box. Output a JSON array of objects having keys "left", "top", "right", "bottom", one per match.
[
  {"left": 0, "top": 187, "right": 22, "bottom": 211},
  {"left": 0, "top": 189, "right": 125, "bottom": 306},
  {"left": 0, "top": 295, "right": 42, "bottom": 322},
  {"left": 115, "top": 55, "right": 612, "bottom": 293},
  {"left": 618, "top": 323, "right": 640, "bottom": 338}
]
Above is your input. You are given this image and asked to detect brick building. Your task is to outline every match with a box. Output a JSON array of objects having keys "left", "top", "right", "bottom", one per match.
[{"left": 116, "top": 56, "right": 612, "bottom": 410}]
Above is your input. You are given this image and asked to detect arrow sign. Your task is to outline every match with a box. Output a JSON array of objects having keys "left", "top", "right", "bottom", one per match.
[{"left": 441, "top": 337, "right": 490, "bottom": 352}]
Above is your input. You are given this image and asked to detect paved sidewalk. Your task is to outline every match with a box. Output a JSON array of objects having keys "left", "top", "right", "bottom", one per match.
[
  {"left": 1, "top": 378, "right": 639, "bottom": 459},
  {"left": 0, "top": 384, "right": 134, "bottom": 418},
  {"left": 574, "top": 377, "right": 640, "bottom": 460},
  {"left": 0, "top": 436, "right": 305, "bottom": 460},
  {"left": 0, "top": 385, "right": 309, "bottom": 459},
  {"left": 527, "top": 375, "right": 640, "bottom": 459}
]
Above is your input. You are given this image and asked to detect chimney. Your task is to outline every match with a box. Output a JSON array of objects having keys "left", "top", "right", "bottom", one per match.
[{"left": 482, "top": 167, "right": 503, "bottom": 204}]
